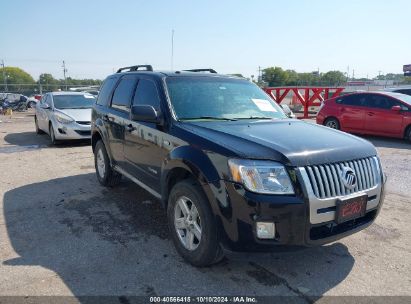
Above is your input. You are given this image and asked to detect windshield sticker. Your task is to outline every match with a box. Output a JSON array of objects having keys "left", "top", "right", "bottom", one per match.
[
  {"left": 84, "top": 95, "right": 95, "bottom": 98},
  {"left": 251, "top": 99, "right": 277, "bottom": 112}
]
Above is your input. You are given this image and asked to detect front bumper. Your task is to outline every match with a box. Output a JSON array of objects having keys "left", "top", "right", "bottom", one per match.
[
  {"left": 208, "top": 167, "right": 385, "bottom": 252},
  {"left": 53, "top": 121, "right": 91, "bottom": 140}
]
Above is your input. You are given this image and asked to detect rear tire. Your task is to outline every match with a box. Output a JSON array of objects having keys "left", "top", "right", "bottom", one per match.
[
  {"left": 324, "top": 117, "right": 340, "bottom": 130},
  {"left": 94, "top": 140, "right": 122, "bottom": 187},
  {"left": 35, "top": 116, "right": 44, "bottom": 134},
  {"left": 167, "top": 179, "right": 224, "bottom": 267}
]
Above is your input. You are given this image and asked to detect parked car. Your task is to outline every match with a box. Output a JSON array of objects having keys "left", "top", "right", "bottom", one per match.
[
  {"left": 35, "top": 92, "right": 95, "bottom": 144},
  {"left": 91, "top": 65, "right": 385, "bottom": 266},
  {"left": 317, "top": 91, "right": 411, "bottom": 142},
  {"left": 382, "top": 86, "right": 411, "bottom": 96},
  {"left": 26, "top": 94, "right": 42, "bottom": 108}
]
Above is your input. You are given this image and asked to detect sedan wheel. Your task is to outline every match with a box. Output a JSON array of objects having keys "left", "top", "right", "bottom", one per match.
[
  {"left": 49, "top": 124, "right": 57, "bottom": 145},
  {"left": 325, "top": 118, "right": 340, "bottom": 130},
  {"left": 174, "top": 196, "right": 202, "bottom": 251}
]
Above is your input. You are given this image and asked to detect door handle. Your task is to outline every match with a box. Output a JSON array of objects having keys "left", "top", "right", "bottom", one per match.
[
  {"left": 126, "top": 124, "right": 135, "bottom": 132},
  {"left": 367, "top": 112, "right": 375, "bottom": 116}
]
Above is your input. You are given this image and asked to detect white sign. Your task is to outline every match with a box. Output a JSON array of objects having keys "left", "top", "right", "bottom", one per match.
[{"left": 251, "top": 99, "right": 277, "bottom": 112}]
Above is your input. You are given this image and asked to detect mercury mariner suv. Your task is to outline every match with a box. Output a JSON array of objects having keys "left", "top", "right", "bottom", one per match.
[{"left": 91, "top": 65, "right": 385, "bottom": 266}]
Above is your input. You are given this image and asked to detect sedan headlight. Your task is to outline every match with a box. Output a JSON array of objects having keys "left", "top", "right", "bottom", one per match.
[
  {"left": 55, "top": 112, "right": 74, "bottom": 124},
  {"left": 228, "top": 159, "right": 294, "bottom": 194}
]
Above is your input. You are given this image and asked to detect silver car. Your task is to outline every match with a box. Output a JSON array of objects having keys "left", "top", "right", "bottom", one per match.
[{"left": 34, "top": 92, "right": 95, "bottom": 144}]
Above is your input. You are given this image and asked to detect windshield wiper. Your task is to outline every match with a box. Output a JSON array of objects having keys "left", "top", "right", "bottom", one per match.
[
  {"left": 234, "top": 116, "right": 274, "bottom": 120},
  {"left": 179, "top": 116, "right": 237, "bottom": 121}
]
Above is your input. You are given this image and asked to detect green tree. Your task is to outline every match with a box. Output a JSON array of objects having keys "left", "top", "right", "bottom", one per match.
[
  {"left": 263, "top": 67, "right": 289, "bottom": 87},
  {"left": 0, "top": 66, "right": 35, "bottom": 92},
  {"left": 320, "top": 71, "right": 346, "bottom": 86},
  {"left": 39, "top": 73, "right": 59, "bottom": 91}
]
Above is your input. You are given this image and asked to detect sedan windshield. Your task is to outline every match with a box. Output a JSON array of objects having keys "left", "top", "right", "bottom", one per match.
[
  {"left": 53, "top": 94, "right": 95, "bottom": 109},
  {"left": 166, "top": 77, "right": 286, "bottom": 120}
]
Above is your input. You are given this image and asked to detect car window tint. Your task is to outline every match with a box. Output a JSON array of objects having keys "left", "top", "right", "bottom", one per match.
[
  {"left": 111, "top": 77, "right": 137, "bottom": 112},
  {"left": 132, "top": 79, "right": 161, "bottom": 110},
  {"left": 341, "top": 94, "right": 366, "bottom": 106},
  {"left": 97, "top": 77, "right": 117, "bottom": 106},
  {"left": 366, "top": 94, "right": 396, "bottom": 110}
]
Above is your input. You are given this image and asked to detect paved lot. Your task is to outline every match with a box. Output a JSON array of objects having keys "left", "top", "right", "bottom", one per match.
[{"left": 0, "top": 112, "right": 410, "bottom": 300}]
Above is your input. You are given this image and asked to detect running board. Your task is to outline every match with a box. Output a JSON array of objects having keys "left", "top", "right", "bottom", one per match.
[{"left": 113, "top": 165, "right": 162, "bottom": 199}]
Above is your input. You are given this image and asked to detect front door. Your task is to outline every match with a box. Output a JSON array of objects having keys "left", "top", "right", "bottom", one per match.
[
  {"left": 364, "top": 94, "right": 404, "bottom": 136},
  {"left": 123, "top": 78, "right": 166, "bottom": 193}
]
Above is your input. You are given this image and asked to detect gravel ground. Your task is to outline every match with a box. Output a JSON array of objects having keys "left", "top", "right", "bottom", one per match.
[{"left": 0, "top": 111, "right": 410, "bottom": 302}]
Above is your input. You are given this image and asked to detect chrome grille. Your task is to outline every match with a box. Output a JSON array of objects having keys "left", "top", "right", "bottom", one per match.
[{"left": 305, "top": 157, "right": 379, "bottom": 199}]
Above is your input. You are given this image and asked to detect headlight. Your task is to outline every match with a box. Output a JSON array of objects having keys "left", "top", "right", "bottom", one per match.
[
  {"left": 55, "top": 112, "right": 74, "bottom": 124},
  {"left": 228, "top": 159, "right": 294, "bottom": 194}
]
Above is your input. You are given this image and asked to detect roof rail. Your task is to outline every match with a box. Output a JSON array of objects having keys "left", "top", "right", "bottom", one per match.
[
  {"left": 117, "top": 65, "right": 153, "bottom": 73},
  {"left": 183, "top": 68, "right": 217, "bottom": 74}
]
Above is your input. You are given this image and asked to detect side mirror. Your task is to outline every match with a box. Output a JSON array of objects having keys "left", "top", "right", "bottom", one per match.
[
  {"left": 130, "top": 105, "right": 159, "bottom": 123},
  {"left": 281, "top": 104, "right": 296, "bottom": 118},
  {"left": 41, "top": 103, "right": 50, "bottom": 109},
  {"left": 391, "top": 105, "right": 401, "bottom": 112}
]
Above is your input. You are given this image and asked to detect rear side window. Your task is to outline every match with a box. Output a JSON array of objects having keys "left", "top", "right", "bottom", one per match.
[
  {"left": 132, "top": 79, "right": 161, "bottom": 111},
  {"left": 337, "top": 94, "right": 366, "bottom": 106},
  {"left": 96, "top": 77, "right": 117, "bottom": 106},
  {"left": 111, "top": 77, "right": 137, "bottom": 112}
]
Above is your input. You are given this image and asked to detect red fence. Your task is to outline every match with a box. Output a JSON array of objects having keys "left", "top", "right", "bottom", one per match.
[{"left": 263, "top": 87, "right": 345, "bottom": 118}]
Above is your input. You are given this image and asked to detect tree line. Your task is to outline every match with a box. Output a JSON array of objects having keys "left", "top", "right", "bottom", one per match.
[
  {"left": 259, "top": 66, "right": 411, "bottom": 87},
  {"left": 0, "top": 67, "right": 102, "bottom": 95}
]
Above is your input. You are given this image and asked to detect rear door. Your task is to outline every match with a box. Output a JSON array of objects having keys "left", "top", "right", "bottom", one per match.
[
  {"left": 106, "top": 75, "right": 138, "bottom": 166},
  {"left": 337, "top": 94, "right": 367, "bottom": 131},
  {"left": 364, "top": 94, "right": 404, "bottom": 136},
  {"left": 123, "top": 77, "right": 166, "bottom": 192}
]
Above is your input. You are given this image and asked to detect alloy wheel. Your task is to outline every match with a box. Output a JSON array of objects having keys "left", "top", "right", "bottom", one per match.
[
  {"left": 174, "top": 196, "right": 202, "bottom": 251},
  {"left": 96, "top": 149, "right": 106, "bottom": 178}
]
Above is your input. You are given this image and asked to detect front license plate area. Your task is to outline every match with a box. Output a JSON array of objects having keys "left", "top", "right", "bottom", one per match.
[{"left": 336, "top": 194, "right": 368, "bottom": 224}]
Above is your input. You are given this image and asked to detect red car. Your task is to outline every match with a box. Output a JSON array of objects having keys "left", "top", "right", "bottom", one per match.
[{"left": 317, "top": 91, "right": 411, "bottom": 142}]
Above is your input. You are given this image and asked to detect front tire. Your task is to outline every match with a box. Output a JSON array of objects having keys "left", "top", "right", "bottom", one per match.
[
  {"left": 49, "top": 124, "right": 59, "bottom": 145},
  {"left": 35, "top": 116, "right": 44, "bottom": 134},
  {"left": 94, "top": 140, "right": 122, "bottom": 187},
  {"left": 167, "top": 179, "right": 223, "bottom": 267},
  {"left": 324, "top": 117, "right": 340, "bottom": 130},
  {"left": 406, "top": 127, "right": 411, "bottom": 143}
]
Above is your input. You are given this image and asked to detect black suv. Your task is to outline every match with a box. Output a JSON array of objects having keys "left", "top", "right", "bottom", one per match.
[{"left": 91, "top": 65, "right": 385, "bottom": 266}]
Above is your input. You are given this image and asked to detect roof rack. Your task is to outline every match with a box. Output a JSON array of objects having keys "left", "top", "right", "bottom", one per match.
[
  {"left": 116, "top": 65, "right": 153, "bottom": 73},
  {"left": 183, "top": 68, "right": 217, "bottom": 74}
]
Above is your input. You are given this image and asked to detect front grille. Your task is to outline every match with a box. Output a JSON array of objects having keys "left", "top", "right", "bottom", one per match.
[
  {"left": 76, "top": 121, "right": 91, "bottom": 125},
  {"left": 305, "top": 157, "right": 379, "bottom": 199},
  {"left": 74, "top": 130, "right": 91, "bottom": 136}
]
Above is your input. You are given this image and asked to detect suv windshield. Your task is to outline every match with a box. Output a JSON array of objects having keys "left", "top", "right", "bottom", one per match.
[
  {"left": 166, "top": 77, "right": 286, "bottom": 120},
  {"left": 53, "top": 94, "right": 95, "bottom": 109}
]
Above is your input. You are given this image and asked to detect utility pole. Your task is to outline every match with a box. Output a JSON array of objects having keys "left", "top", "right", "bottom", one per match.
[
  {"left": 171, "top": 29, "right": 174, "bottom": 70},
  {"left": 258, "top": 66, "right": 262, "bottom": 82},
  {"left": 352, "top": 69, "right": 355, "bottom": 80},
  {"left": 62, "top": 60, "right": 68, "bottom": 91},
  {"left": 1, "top": 60, "right": 7, "bottom": 92}
]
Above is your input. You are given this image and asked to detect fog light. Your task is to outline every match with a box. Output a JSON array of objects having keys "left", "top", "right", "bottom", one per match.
[{"left": 256, "top": 222, "right": 276, "bottom": 239}]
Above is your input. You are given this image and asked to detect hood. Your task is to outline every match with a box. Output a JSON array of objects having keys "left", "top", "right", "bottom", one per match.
[
  {"left": 56, "top": 108, "right": 91, "bottom": 122},
  {"left": 179, "top": 119, "right": 377, "bottom": 167}
]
